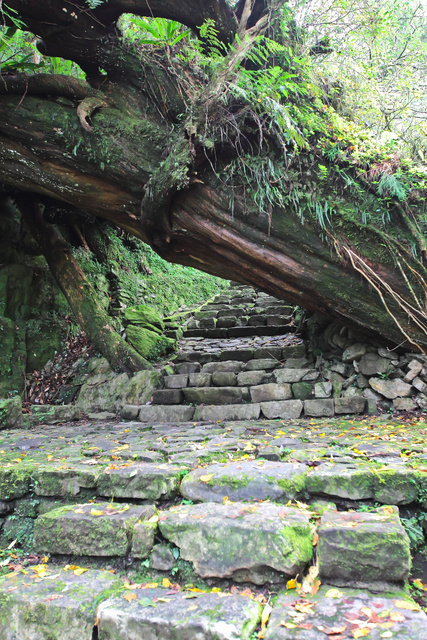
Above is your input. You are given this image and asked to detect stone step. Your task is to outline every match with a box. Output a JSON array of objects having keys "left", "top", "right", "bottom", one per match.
[
  {"left": 318, "top": 505, "right": 411, "bottom": 585},
  {"left": 2, "top": 566, "right": 425, "bottom": 640},
  {"left": 34, "top": 502, "right": 157, "bottom": 558},
  {"left": 159, "top": 501, "right": 313, "bottom": 584},
  {"left": 265, "top": 586, "right": 427, "bottom": 640},
  {"left": 98, "top": 588, "right": 261, "bottom": 640},
  {"left": 183, "top": 325, "right": 294, "bottom": 339},
  {"left": 0, "top": 568, "right": 120, "bottom": 640}
]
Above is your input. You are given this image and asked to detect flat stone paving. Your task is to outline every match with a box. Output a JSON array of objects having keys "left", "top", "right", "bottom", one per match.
[{"left": 0, "top": 414, "right": 427, "bottom": 638}]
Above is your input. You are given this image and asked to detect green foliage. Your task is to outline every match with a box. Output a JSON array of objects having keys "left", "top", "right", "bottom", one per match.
[
  {"left": 401, "top": 515, "right": 426, "bottom": 551},
  {"left": 120, "top": 15, "right": 191, "bottom": 48},
  {"left": 73, "top": 227, "right": 228, "bottom": 317}
]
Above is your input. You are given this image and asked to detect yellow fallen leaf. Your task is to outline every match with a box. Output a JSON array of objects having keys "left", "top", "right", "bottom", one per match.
[
  {"left": 162, "top": 578, "right": 172, "bottom": 588},
  {"left": 243, "top": 442, "right": 256, "bottom": 451},
  {"left": 211, "top": 587, "right": 221, "bottom": 593},
  {"left": 258, "top": 604, "right": 272, "bottom": 639},
  {"left": 325, "top": 588, "right": 343, "bottom": 598},
  {"left": 280, "top": 622, "right": 296, "bottom": 628},
  {"left": 74, "top": 567, "right": 88, "bottom": 576},
  {"left": 353, "top": 629, "right": 370, "bottom": 638},
  {"left": 361, "top": 607, "right": 372, "bottom": 617},
  {"left": 148, "top": 515, "right": 159, "bottom": 524},
  {"left": 223, "top": 496, "right": 233, "bottom": 505},
  {"left": 91, "top": 509, "right": 105, "bottom": 516},
  {"left": 124, "top": 592, "right": 137, "bottom": 602},
  {"left": 187, "top": 605, "right": 198, "bottom": 611},
  {"left": 394, "top": 600, "right": 420, "bottom": 611},
  {"left": 286, "top": 578, "right": 298, "bottom": 590},
  {"left": 261, "top": 604, "right": 272, "bottom": 626},
  {"left": 156, "top": 597, "right": 171, "bottom": 603},
  {"left": 199, "top": 474, "right": 215, "bottom": 483},
  {"left": 413, "top": 578, "right": 427, "bottom": 591},
  {"left": 143, "top": 583, "right": 159, "bottom": 589}
]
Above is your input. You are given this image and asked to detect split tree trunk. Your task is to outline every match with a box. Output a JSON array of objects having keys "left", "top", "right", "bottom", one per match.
[{"left": 17, "top": 198, "right": 150, "bottom": 374}]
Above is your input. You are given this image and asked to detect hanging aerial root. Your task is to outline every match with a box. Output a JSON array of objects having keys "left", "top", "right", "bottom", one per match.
[{"left": 337, "top": 242, "right": 427, "bottom": 353}]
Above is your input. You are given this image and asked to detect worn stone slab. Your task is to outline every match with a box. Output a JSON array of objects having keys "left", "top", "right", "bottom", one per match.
[
  {"left": 193, "top": 403, "right": 260, "bottom": 422},
  {"left": 261, "top": 400, "right": 303, "bottom": 419},
  {"left": 250, "top": 383, "right": 292, "bottom": 403},
  {"left": 163, "top": 374, "right": 188, "bottom": 389},
  {"left": 265, "top": 587, "right": 427, "bottom": 640},
  {"left": 237, "top": 370, "right": 268, "bottom": 386},
  {"left": 304, "top": 399, "right": 335, "bottom": 417},
  {"left": 152, "top": 389, "right": 183, "bottom": 404},
  {"left": 212, "top": 371, "right": 237, "bottom": 386},
  {"left": 201, "top": 361, "right": 243, "bottom": 373},
  {"left": 183, "top": 386, "right": 248, "bottom": 405},
  {"left": 98, "top": 588, "right": 261, "bottom": 640},
  {"left": 0, "top": 568, "right": 119, "bottom": 640},
  {"left": 369, "top": 377, "right": 413, "bottom": 399},
  {"left": 97, "top": 463, "right": 185, "bottom": 500},
  {"left": 254, "top": 346, "right": 282, "bottom": 359},
  {"left": 180, "top": 460, "right": 307, "bottom": 503},
  {"left": 159, "top": 502, "right": 313, "bottom": 583},
  {"left": 334, "top": 396, "right": 366, "bottom": 414},
  {"left": 359, "top": 353, "right": 391, "bottom": 375},
  {"left": 274, "top": 369, "right": 309, "bottom": 383},
  {"left": 306, "top": 463, "right": 375, "bottom": 500},
  {"left": 373, "top": 466, "right": 419, "bottom": 505},
  {"left": 245, "top": 358, "right": 278, "bottom": 371},
  {"left": 319, "top": 506, "right": 410, "bottom": 584},
  {"left": 188, "top": 372, "right": 212, "bottom": 386},
  {"left": 342, "top": 343, "right": 367, "bottom": 362},
  {"left": 220, "top": 349, "right": 254, "bottom": 362},
  {"left": 138, "top": 405, "right": 195, "bottom": 423},
  {"left": 34, "top": 502, "right": 156, "bottom": 557},
  {"left": 34, "top": 463, "right": 101, "bottom": 497}
]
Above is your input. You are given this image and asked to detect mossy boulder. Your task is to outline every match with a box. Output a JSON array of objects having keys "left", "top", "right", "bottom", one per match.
[
  {"left": 126, "top": 326, "right": 174, "bottom": 361},
  {"left": 123, "top": 304, "right": 164, "bottom": 331},
  {"left": 0, "top": 396, "right": 22, "bottom": 430}
]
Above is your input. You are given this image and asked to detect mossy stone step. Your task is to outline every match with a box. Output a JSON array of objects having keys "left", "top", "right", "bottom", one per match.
[
  {"left": 318, "top": 505, "right": 411, "bottom": 585},
  {"left": 193, "top": 403, "right": 261, "bottom": 421},
  {"left": 159, "top": 501, "right": 313, "bottom": 584},
  {"left": 97, "top": 462, "right": 186, "bottom": 501},
  {"left": 265, "top": 586, "right": 427, "bottom": 640},
  {"left": 183, "top": 386, "right": 249, "bottom": 405},
  {"left": 138, "top": 405, "right": 195, "bottom": 423},
  {"left": 0, "top": 568, "right": 119, "bottom": 640},
  {"left": 306, "top": 462, "right": 420, "bottom": 504},
  {"left": 97, "top": 588, "right": 261, "bottom": 640},
  {"left": 34, "top": 502, "right": 157, "bottom": 558},
  {"left": 180, "top": 460, "right": 307, "bottom": 503}
]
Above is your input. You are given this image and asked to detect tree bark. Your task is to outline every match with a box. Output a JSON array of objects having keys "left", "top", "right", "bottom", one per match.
[{"left": 17, "top": 198, "right": 150, "bottom": 374}]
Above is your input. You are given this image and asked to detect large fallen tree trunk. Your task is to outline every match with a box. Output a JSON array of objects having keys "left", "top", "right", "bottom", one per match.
[{"left": 0, "top": 0, "right": 426, "bottom": 362}]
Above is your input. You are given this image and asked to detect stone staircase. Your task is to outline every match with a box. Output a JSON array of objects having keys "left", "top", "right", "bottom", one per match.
[
  {"left": 1, "top": 414, "right": 427, "bottom": 638},
  {"left": 126, "top": 284, "right": 364, "bottom": 425},
  {"left": 122, "top": 282, "right": 427, "bottom": 424},
  {"left": 1, "top": 286, "right": 427, "bottom": 638}
]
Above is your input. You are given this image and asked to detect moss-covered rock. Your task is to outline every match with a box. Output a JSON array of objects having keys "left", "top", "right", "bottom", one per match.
[
  {"left": 33, "top": 502, "right": 156, "bottom": 557},
  {"left": 159, "top": 502, "right": 313, "bottom": 584},
  {"left": 0, "top": 396, "right": 22, "bottom": 430},
  {"left": 126, "top": 325, "right": 174, "bottom": 361},
  {"left": 124, "top": 304, "right": 164, "bottom": 330}
]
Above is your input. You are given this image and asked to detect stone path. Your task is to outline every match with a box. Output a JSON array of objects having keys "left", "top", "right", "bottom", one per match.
[
  {"left": 0, "top": 285, "right": 427, "bottom": 638},
  {"left": 122, "top": 284, "right": 427, "bottom": 424},
  {"left": 0, "top": 413, "right": 426, "bottom": 638}
]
